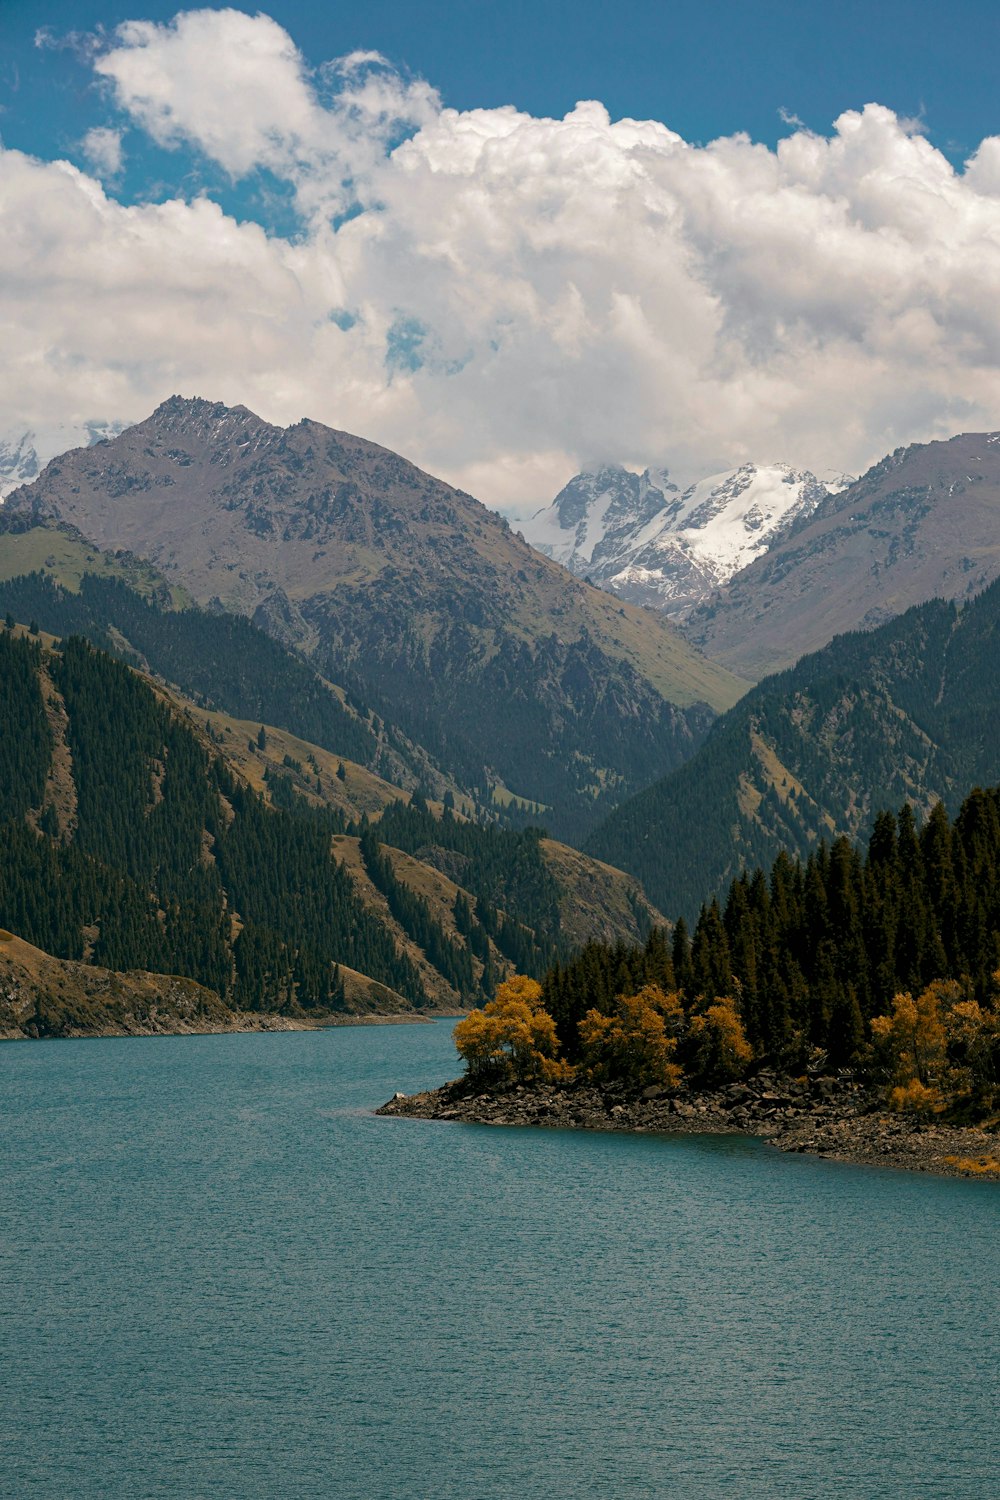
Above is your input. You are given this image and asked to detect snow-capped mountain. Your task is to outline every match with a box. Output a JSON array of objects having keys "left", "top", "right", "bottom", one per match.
[
  {"left": 521, "top": 461, "right": 852, "bottom": 617},
  {"left": 520, "top": 465, "right": 678, "bottom": 575},
  {"left": 0, "top": 420, "right": 127, "bottom": 500}
]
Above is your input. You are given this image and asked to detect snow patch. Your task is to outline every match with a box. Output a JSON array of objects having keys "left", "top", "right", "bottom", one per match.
[
  {"left": 0, "top": 419, "right": 129, "bottom": 501},
  {"left": 518, "top": 458, "right": 852, "bottom": 616}
]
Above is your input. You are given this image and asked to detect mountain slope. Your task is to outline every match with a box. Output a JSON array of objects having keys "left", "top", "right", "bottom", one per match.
[
  {"left": 4, "top": 398, "right": 746, "bottom": 838},
  {"left": 521, "top": 462, "right": 847, "bottom": 617},
  {"left": 0, "top": 553, "right": 471, "bottom": 798},
  {"left": 588, "top": 574, "right": 1000, "bottom": 919},
  {"left": 685, "top": 431, "right": 1000, "bottom": 678},
  {"left": 0, "top": 623, "right": 665, "bottom": 1020}
]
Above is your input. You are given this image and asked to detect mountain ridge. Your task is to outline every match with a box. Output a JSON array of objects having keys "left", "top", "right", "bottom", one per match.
[
  {"left": 520, "top": 460, "right": 851, "bottom": 618},
  {"left": 588, "top": 570, "right": 1000, "bottom": 918},
  {"left": 0, "top": 615, "right": 666, "bottom": 1022},
  {"left": 684, "top": 431, "right": 1000, "bottom": 678},
  {"left": 5, "top": 397, "right": 746, "bottom": 838}
]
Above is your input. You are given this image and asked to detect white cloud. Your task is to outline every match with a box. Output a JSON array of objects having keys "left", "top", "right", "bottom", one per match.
[
  {"left": 93, "top": 9, "right": 438, "bottom": 219},
  {"left": 80, "top": 126, "right": 124, "bottom": 177},
  {"left": 5, "top": 8, "right": 1000, "bottom": 510}
]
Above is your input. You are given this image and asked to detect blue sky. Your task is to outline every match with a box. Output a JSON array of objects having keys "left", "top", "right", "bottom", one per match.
[
  {"left": 4, "top": 0, "right": 999, "bottom": 208},
  {"left": 3, "top": 2, "right": 1000, "bottom": 508}
]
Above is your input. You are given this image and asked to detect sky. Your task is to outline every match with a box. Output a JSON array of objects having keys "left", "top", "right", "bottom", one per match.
[{"left": 3, "top": 1, "right": 1000, "bottom": 510}]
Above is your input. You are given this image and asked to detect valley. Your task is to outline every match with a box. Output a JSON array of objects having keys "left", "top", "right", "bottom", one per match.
[{"left": 2, "top": 401, "right": 1000, "bottom": 1150}]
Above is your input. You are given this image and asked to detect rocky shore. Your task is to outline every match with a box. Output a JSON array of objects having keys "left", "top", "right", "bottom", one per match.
[{"left": 378, "top": 1068, "right": 1000, "bottom": 1179}]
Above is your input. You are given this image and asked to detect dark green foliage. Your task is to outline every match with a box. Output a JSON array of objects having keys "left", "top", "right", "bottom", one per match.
[
  {"left": 0, "top": 570, "right": 375, "bottom": 765},
  {"left": 0, "top": 633, "right": 425, "bottom": 1010},
  {"left": 543, "top": 926, "right": 676, "bottom": 1061},
  {"left": 589, "top": 580, "right": 1000, "bottom": 916},
  {"left": 214, "top": 778, "right": 424, "bottom": 1007},
  {"left": 552, "top": 787, "right": 1000, "bottom": 1068},
  {"left": 363, "top": 799, "right": 563, "bottom": 975},
  {"left": 0, "top": 630, "right": 50, "bottom": 822},
  {"left": 0, "top": 629, "right": 592, "bottom": 1013},
  {"left": 359, "top": 827, "right": 475, "bottom": 999}
]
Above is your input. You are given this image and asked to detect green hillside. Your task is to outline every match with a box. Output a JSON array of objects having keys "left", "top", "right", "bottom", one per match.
[
  {"left": 588, "top": 577, "right": 1000, "bottom": 918},
  {"left": 0, "top": 625, "right": 663, "bottom": 1025}
]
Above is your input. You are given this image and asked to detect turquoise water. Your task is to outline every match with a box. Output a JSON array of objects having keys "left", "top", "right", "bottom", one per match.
[{"left": 1, "top": 1022, "right": 997, "bottom": 1500}]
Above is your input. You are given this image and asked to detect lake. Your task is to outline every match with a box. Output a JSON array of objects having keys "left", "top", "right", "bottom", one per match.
[{"left": 1, "top": 1021, "right": 996, "bottom": 1499}]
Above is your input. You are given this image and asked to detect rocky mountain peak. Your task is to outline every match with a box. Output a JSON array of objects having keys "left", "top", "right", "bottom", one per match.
[
  {"left": 523, "top": 463, "right": 677, "bottom": 575},
  {"left": 521, "top": 457, "right": 848, "bottom": 618},
  {"left": 684, "top": 430, "right": 1000, "bottom": 679}
]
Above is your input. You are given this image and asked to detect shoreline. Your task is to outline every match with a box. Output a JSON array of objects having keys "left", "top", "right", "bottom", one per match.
[
  {"left": 377, "top": 1073, "right": 1000, "bottom": 1180},
  {"left": 0, "top": 1009, "right": 458, "bottom": 1043}
]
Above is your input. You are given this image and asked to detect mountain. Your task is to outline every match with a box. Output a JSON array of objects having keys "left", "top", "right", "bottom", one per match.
[
  {"left": 0, "top": 555, "right": 461, "bottom": 800},
  {"left": 3, "top": 398, "right": 746, "bottom": 840},
  {"left": 521, "top": 462, "right": 849, "bottom": 618},
  {"left": 587, "top": 572, "right": 1000, "bottom": 920},
  {"left": 0, "top": 421, "right": 126, "bottom": 500},
  {"left": 684, "top": 432, "right": 1000, "bottom": 679},
  {"left": 519, "top": 465, "right": 676, "bottom": 576},
  {"left": 0, "top": 620, "right": 665, "bottom": 1026}
]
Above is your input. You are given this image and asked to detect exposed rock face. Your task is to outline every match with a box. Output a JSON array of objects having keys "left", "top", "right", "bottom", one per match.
[
  {"left": 378, "top": 1070, "right": 1000, "bottom": 1178},
  {"left": 684, "top": 432, "right": 1000, "bottom": 679},
  {"left": 520, "top": 465, "right": 676, "bottom": 578},
  {"left": 521, "top": 462, "right": 848, "bottom": 618},
  {"left": 4, "top": 397, "right": 746, "bottom": 835}
]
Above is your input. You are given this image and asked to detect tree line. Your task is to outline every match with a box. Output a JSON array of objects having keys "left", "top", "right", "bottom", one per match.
[
  {"left": 0, "top": 627, "right": 578, "bottom": 1014},
  {"left": 447, "top": 788, "right": 1000, "bottom": 1112}
]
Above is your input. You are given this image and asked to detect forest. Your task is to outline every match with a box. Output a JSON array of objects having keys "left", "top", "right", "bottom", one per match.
[
  {"left": 0, "top": 625, "right": 586, "bottom": 1016},
  {"left": 452, "top": 789, "right": 1000, "bottom": 1116},
  {"left": 0, "top": 628, "right": 441, "bottom": 1010}
]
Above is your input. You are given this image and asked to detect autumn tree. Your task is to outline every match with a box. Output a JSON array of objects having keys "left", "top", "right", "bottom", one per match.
[
  {"left": 871, "top": 982, "right": 951, "bottom": 1112},
  {"left": 686, "top": 995, "right": 753, "bottom": 1086},
  {"left": 942, "top": 970, "right": 1000, "bottom": 1100},
  {"left": 578, "top": 984, "right": 684, "bottom": 1090},
  {"left": 454, "top": 975, "right": 569, "bottom": 1085}
]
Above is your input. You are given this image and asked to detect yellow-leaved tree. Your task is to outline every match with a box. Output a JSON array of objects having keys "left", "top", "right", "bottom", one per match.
[
  {"left": 870, "top": 982, "right": 951, "bottom": 1112},
  {"left": 454, "top": 975, "right": 571, "bottom": 1085},
  {"left": 944, "top": 971, "right": 1000, "bottom": 1100},
  {"left": 687, "top": 996, "right": 753, "bottom": 1085},
  {"left": 578, "top": 985, "right": 684, "bottom": 1090}
]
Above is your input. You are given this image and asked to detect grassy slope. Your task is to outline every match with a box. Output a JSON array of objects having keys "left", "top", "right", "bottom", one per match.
[
  {"left": 0, "top": 928, "right": 235, "bottom": 1038},
  {"left": 0, "top": 525, "right": 190, "bottom": 603}
]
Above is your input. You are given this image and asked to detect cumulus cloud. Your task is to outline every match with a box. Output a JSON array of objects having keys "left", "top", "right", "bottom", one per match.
[
  {"left": 5, "top": 7, "right": 1000, "bottom": 509},
  {"left": 80, "top": 126, "right": 124, "bottom": 177},
  {"left": 93, "top": 9, "right": 438, "bottom": 219}
]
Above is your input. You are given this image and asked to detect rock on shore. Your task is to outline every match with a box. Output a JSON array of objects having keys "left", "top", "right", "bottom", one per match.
[{"left": 377, "top": 1069, "right": 1000, "bottom": 1180}]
